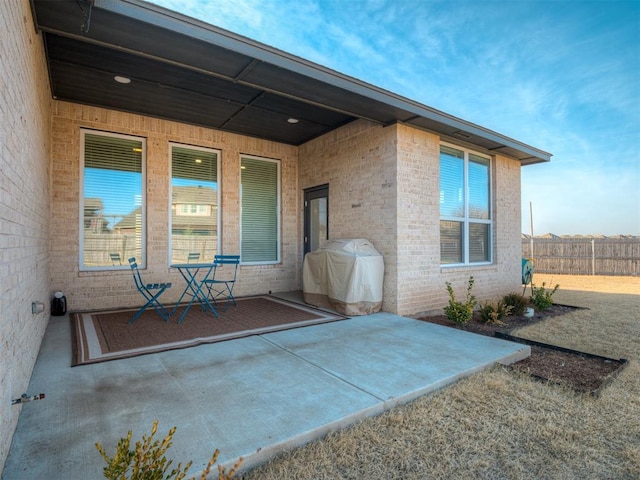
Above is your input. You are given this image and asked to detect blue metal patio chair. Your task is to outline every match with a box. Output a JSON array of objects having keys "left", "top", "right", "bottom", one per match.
[
  {"left": 203, "top": 255, "right": 240, "bottom": 312},
  {"left": 187, "top": 252, "right": 200, "bottom": 263},
  {"left": 110, "top": 253, "right": 122, "bottom": 265},
  {"left": 128, "top": 257, "right": 172, "bottom": 324}
]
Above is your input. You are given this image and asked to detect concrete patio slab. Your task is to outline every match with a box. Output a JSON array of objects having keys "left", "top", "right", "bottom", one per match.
[{"left": 2, "top": 311, "right": 529, "bottom": 479}]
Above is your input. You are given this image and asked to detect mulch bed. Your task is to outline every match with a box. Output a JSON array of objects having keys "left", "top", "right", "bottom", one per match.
[{"left": 418, "top": 305, "right": 627, "bottom": 395}]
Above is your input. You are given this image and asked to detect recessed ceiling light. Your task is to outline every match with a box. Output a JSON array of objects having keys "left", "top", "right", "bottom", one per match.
[
  {"left": 195, "top": 159, "right": 202, "bottom": 163},
  {"left": 287, "top": 118, "right": 299, "bottom": 124},
  {"left": 114, "top": 75, "right": 131, "bottom": 84}
]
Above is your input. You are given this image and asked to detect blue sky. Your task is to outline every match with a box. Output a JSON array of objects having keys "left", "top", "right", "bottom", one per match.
[{"left": 149, "top": 0, "right": 639, "bottom": 236}]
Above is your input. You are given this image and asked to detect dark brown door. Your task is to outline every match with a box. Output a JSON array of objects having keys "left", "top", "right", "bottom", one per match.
[{"left": 303, "top": 185, "right": 328, "bottom": 255}]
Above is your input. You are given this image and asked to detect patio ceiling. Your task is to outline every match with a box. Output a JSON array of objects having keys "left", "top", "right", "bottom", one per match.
[{"left": 30, "top": 0, "right": 551, "bottom": 165}]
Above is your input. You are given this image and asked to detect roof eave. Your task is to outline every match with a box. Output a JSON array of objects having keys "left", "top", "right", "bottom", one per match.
[{"left": 35, "top": 0, "right": 553, "bottom": 164}]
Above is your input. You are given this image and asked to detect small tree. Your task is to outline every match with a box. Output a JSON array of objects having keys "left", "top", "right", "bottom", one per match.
[
  {"left": 530, "top": 282, "right": 560, "bottom": 310},
  {"left": 444, "top": 276, "right": 477, "bottom": 325}
]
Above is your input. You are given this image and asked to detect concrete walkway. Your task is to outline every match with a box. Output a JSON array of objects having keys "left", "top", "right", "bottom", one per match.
[{"left": 2, "top": 309, "right": 529, "bottom": 479}]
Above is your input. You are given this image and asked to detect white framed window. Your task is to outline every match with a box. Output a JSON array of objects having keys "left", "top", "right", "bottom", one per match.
[
  {"left": 169, "top": 144, "right": 220, "bottom": 264},
  {"left": 176, "top": 204, "right": 211, "bottom": 216},
  {"left": 440, "top": 143, "right": 492, "bottom": 265},
  {"left": 240, "top": 155, "right": 280, "bottom": 264},
  {"left": 80, "top": 129, "right": 145, "bottom": 270}
]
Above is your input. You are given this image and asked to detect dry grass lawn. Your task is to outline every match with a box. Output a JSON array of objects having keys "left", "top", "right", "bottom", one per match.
[{"left": 242, "top": 275, "right": 640, "bottom": 480}]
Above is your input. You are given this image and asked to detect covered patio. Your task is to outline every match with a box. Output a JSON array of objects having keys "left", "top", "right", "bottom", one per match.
[
  {"left": 3, "top": 297, "right": 529, "bottom": 478},
  {"left": 2, "top": 1, "right": 550, "bottom": 475}
]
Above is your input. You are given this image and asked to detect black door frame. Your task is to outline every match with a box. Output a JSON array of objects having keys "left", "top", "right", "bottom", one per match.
[{"left": 303, "top": 184, "right": 329, "bottom": 255}]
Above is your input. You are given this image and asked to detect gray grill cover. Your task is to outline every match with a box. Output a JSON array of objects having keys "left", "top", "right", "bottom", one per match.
[{"left": 303, "top": 239, "right": 384, "bottom": 315}]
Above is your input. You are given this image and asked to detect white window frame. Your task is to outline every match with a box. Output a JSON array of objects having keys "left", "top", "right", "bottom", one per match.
[
  {"left": 79, "top": 129, "right": 146, "bottom": 271},
  {"left": 168, "top": 143, "right": 221, "bottom": 264},
  {"left": 240, "top": 155, "right": 281, "bottom": 265},
  {"left": 440, "top": 142, "right": 493, "bottom": 266}
]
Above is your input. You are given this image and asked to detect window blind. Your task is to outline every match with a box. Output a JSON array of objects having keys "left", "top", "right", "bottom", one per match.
[
  {"left": 241, "top": 157, "right": 279, "bottom": 263},
  {"left": 469, "top": 223, "right": 489, "bottom": 262},
  {"left": 440, "top": 144, "right": 492, "bottom": 265},
  {"left": 170, "top": 145, "right": 219, "bottom": 263},
  {"left": 440, "top": 220, "right": 463, "bottom": 264},
  {"left": 440, "top": 146, "right": 464, "bottom": 218},
  {"left": 81, "top": 131, "right": 144, "bottom": 269},
  {"left": 468, "top": 154, "right": 490, "bottom": 220}
]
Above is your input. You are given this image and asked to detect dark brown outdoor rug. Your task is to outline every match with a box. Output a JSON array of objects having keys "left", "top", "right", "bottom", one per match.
[{"left": 71, "top": 295, "right": 348, "bottom": 366}]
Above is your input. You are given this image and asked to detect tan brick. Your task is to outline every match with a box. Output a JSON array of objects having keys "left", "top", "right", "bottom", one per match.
[
  {"left": 0, "top": 0, "right": 52, "bottom": 473},
  {"left": 300, "top": 121, "right": 522, "bottom": 315},
  {"left": 50, "top": 102, "right": 300, "bottom": 311}
]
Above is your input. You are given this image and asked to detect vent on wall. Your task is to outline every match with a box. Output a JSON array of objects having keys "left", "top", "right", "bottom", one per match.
[{"left": 452, "top": 131, "right": 471, "bottom": 139}]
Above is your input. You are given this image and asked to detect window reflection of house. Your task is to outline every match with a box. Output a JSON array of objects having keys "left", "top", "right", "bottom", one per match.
[
  {"left": 170, "top": 185, "right": 218, "bottom": 263},
  {"left": 114, "top": 207, "right": 143, "bottom": 234},
  {"left": 171, "top": 185, "right": 217, "bottom": 236},
  {"left": 176, "top": 204, "right": 210, "bottom": 216},
  {"left": 83, "top": 198, "right": 109, "bottom": 233}
]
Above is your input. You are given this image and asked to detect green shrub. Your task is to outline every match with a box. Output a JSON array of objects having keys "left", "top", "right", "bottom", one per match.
[
  {"left": 502, "top": 292, "right": 528, "bottom": 316},
  {"left": 444, "top": 276, "right": 477, "bottom": 325},
  {"left": 530, "top": 282, "right": 560, "bottom": 310},
  {"left": 478, "top": 300, "right": 513, "bottom": 324},
  {"left": 95, "top": 420, "right": 242, "bottom": 480}
]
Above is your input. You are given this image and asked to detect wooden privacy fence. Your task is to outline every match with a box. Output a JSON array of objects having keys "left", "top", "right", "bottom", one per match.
[
  {"left": 522, "top": 237, "right": 640, "bottom": 276},
  {"left": 84, "top": 233, "right": 217, "bottom": 266}
]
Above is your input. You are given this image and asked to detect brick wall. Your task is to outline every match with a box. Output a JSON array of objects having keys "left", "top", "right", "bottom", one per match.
[
  {"left": 493, "top": 153, "right": 524, "bottom": 290},
  {"left": 395, "top": 124, "right": 442, "bottom": 315},
  {"left": 299, "top": 120, "right": 400, "bottom": 311},
  {"left": 418, "top": 152, "right": 523, "bottom": 316},
  {"left": 0, "top": 0, "right": 52, "bottom": 474},
  {"left": 300, "top": 121, "right": 523, "bottom": 315},
  {"left": 50, "top": 102, "right": 300, "bottom": 311},
  {"left": 48, "top": 81, "right": 524, "bottom": 318},
  {"left": 395, "top": 127, "right": 523, "bottom": 315}
]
